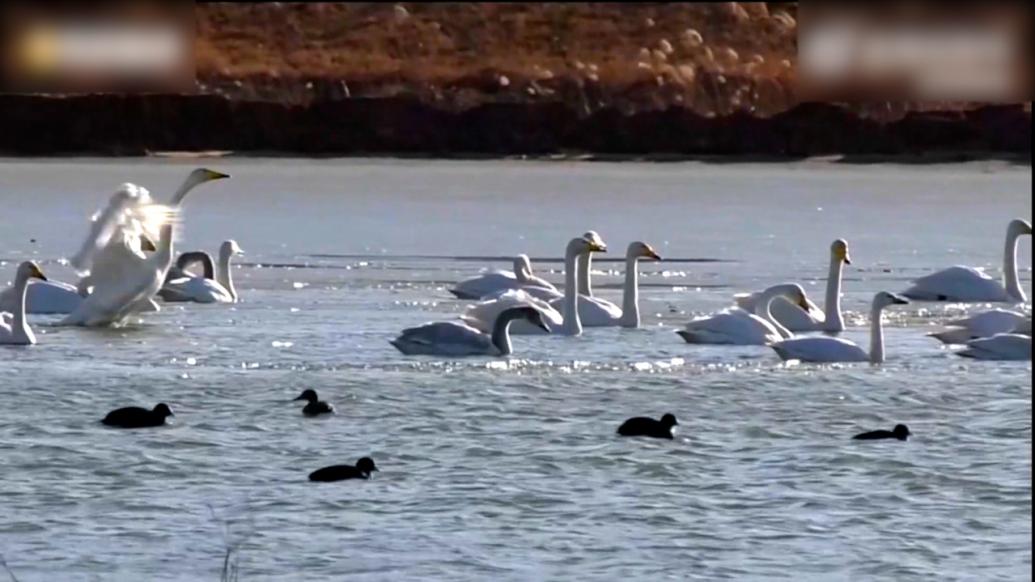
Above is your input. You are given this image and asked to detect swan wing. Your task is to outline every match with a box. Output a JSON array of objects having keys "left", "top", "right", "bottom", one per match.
[
  {"left": 461, "top": 289, "right": 563, "bottom": 333},
  {"left": 903, "top": 266, "right": 1008, "bottom": 302},
  {"left": 733, "top": 291, "right": 823, "bottom": 331},
  {"left": 392, "top": 321, "right": 492, "bottom": 355},
  {"left": 771, "top": 336, "right": 868, "bottom": 362},
  {"left": 957, "top": 333, "right": 1032, "bottom": 360},
  {"left": 680, "top": 308, "right": 780, "bottom": 345},
  {"left": 450, "top": 272, "right": 519, "bottom": 299}
]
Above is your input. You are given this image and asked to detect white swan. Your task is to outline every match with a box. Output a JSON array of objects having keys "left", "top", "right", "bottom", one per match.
[
  {"left": 555, "top": 241, "right": 661, "bottom": 328},
  {"left": 903, "top": 218, "right": 1031, "bottom": 303},
  {"left": 390, "top": 305, "right": 550, "bottom": 356},
  {"left": 928, "top": 308, "right": 1028, "bottom": 344},
  {"left": 770, "top": 292, "right": 909, "bottom": 363},
  {"left": 677, "top": 284, "right": 809, "bottom": 345},
  {"left": 956, "top": 333, "right": 1032, "bottom": 361},
  {"left": 576, "top": 230, "right": 607, "bottom": 296},
  {"left": 59, "top": 169, "right": 230, "bottom": 326},
  {"left": 159, "top": 240, "right": 243, "bottom": 303},
  {"left": 0, "top": 262, "right": 48, "bottom": 345},
  {"left": 460, "top": 288, "right": 564, "bottom": 334},
  {"left": 449, "top": 254, "right": 558, "bottom": 299},
  {"left": 734, "top": 239, "right": 851, "bottom": 332}
]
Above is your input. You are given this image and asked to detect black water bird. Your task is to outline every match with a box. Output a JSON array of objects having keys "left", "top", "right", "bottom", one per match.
[
  {"left": 617, "top": 413, "right": 679, "bottom": 439},
  {"left": 102, "top": 403, "right": 174, "bottom": 428},
  {"left": 308, "top": 457, "right": 379, "bottom": 482},
  {"left": 852, "top": 424, "right": 910, "bottom": 441},
  {"left": 293, "top": 389, "right": 335, "bottom": 416}
]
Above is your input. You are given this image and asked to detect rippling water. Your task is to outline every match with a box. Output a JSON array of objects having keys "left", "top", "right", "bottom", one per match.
[{"left": 0, "top": 158, "right": 1031, "bottom": 581}]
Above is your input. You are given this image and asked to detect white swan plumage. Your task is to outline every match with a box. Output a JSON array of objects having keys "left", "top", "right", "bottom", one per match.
[
  {"left": 554, "top": 240, "right": 661, "bottom": 328},
  {"left": 460, "top": 288, "right": 563, "bottom": 334},
  {"left": 956, "top": 333, "right": 1032, "bottom": 360},
  {"left": 770, "top": 292, "right": 909, "bottom": 363},
  {"left": 734, "top": 239, "right": 851, "bottom": 332},
  {"left": 678, "top": 284, "right": 809, "bottom": 345},
  {"left": 390, "top": 305, "right": 550, "bottom": 356},
  {"left": 449, "top": 254, "right": 558, "bottom": 299},
  {"left": 0, "top": 262, "right": 48, "bottom": 345},
  {"left": 902, "top": 218, "right": 1031, "bottom": 303},
  {"left": 159, "top": 240, "right": 243, "bottom": 303},
  {"left": 928, "top": 308, "right": 1028, "bottom": 344}
]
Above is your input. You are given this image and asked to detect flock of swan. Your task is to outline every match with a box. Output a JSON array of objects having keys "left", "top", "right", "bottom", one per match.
[
  {"left": 0, "top": 167, "right": 1030, "bottom": 364},
  {"left": 391, "top": 220, "right": 1032, "bottom": 362}
]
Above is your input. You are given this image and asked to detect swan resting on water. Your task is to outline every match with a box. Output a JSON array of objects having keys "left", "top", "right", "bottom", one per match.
[
  {"left": 159, "top": 240, "right": 244, "bottom": 303},
  {"left": 955, "top": 333, "right": 1032, "bottom": 361},
  {"left": 449, "top": 254, "right": 558, "bottom": 300},
  {"left": 770, "top": 291, "right": 909, "bottom": 364},
  {"left": 734, "top": 239, "right": 851, "bottom": 332},
  {"left": 390, "top": 305, "right": 551, "bottom": 356},
  {"left": 559, "top": 240, "right": 661, "bottom": 328},
  {"left": 927, "top": 308, "right": 1030, "bottom": 344},
  {"left": 678, "top": 284, "right": 810, "bottom": 345},
  {"left": 0, "top": 262, "right": 49, "bottom": 345},
  {"left": 902, "top": 218, "right": 1031, "bottom": 303}
]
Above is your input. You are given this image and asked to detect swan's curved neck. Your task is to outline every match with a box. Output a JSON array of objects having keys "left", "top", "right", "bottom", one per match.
[
  {"left": 11, "top": 272, "right": 34, "bottom": 343},
  {"left": 757, "top": 287, "right": 793, "bottom": 339},
  {"left": 217, "top": 248, "right": 236, "bottom": 301},
  {"left": 823, "top": 255, "right": 845, "bottom": 332},
  {"left": 560, "top": 246, "right": 582, "bottom": 336},
  {"left": 869, "top": 303, "right": 887, "bottom": 364},
  {"left": 577, "top": 251, "right": 593, "bottom": 297},
  {"left": 169, "top": 175, "right": 204, "bottom": 206},
  {"left": 1004, "top": 228, "right": 1025, "bottom": 302},
  {"left": 490, "top": 310, "right": 522, "bottom": 355},
  {"left": 619, "top": 254, "right": 641, "bottom": 328}
]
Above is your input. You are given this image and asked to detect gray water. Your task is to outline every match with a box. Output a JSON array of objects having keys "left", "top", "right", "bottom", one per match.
[{"left": 0, "top": 158, "right": 1031, "bottom": 581}]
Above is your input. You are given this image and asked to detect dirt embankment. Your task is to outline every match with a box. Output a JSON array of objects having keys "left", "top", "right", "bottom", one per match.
[{"left": 0, "top": 3, "right": 1029, "bottom": 158}]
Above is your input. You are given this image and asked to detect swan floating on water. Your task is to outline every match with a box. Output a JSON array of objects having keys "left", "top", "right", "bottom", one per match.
[
  {"left": 955, "top": 333, "right": 1032, "bottom": 361},
  {"left": 449, "top": 254, "right": 558, "bottom": 300},
  {"left": 0, "top": 262, "right": 48, "bottom": 345},
  {"left": 770, "top": 291, "right": 909, "bottom": 363},
  {"left": 678, "top": 284, "right": 809, "bottom": 345},
  {"left": 557, "top": 240, "right": 661, "bottom": 328},
  {"left": 59, "top": 168, "right": 231, "bottom": 327},
  {"left": 460, "top": 288, "right": 564, "bottom": 334},
  {"left": 390, "top": 305, "right": 551, "bottom": 356},
  {"left": 734, "top": 239, "right": 851, "bottom": 332},
  {"left": 902, "top": 218, "right": 1031, "bottom": 303},
  {"left": 159, "top": 240, "right": 243, "bottom": 303},
  {"left": 928, "top": 308, "right": 1029, "bottom": 344}
]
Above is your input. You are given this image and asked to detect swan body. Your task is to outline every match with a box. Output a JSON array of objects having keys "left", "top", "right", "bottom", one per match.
[
  {"left": 553, "top": 241, "right": 661, "bottom": 328},
  {"left": 0, "top": 278, "right": 81, "bottom": 314},
  {"left": 460, "top": 289, "right": 564, "bottom": 334},
  {"left": 928, "top": 308, "right": 1028, "bottom": 344},
  {"left": 678, "top": 284, "right": 808, "bottom": 345},
  {"left": 0, "top": 262, "right": 48, "bottom": 345},
  {"left": 59, "top": 168, "right": 231, "bottom": 327},
  {"left": 903, "top": 219, "right": 1031, "bottom": 303},
  {"left": 734, "top": 239, "right": 851, "bottom": 332},
  {"left": 390, "top": 305, "right": 550, "bottom": 356},
  {"left": 159, "top": 240, "right": 243, "bottom": 303},
  {"left": 771, "top": 292, "right": 909, "bottom": 363},
  {"left": 956, "top": 333, "right": 1032, "bottom": 360},
  {"left": 449, "top": 254, "right": 558, "bottom": 299}
]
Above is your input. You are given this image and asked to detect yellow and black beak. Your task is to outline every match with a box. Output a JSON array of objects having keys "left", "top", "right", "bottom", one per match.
[
  {"left": 30, "top": 264, "right": 47, "bottom": 281},
  {"left": 591, "top": 242, "right": 607, "bottom": 253},
  {"left": 646, "top": 247, "right": 662, "bottom": 261},
  {"left": 204, "top": 169, "right": 231, "bottom": 181}
]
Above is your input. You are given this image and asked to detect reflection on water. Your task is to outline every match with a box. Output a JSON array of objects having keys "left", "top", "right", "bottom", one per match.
[{"left": 0, "top": 158, "right": 1030, "bottom": 581}]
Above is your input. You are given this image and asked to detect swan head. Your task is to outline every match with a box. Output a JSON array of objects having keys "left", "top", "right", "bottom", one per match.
[
  {"left": 221, "top": 239, "right": 244, "bottom": 258},
  {"left": 356, "top": 457, "right": 379, "bottom": 474},
  {"left": 152, "top": 403, "right": 174, "bottom": 418},
  {"left": 831, "top": 239, "right": 851, "bottom": 264},
  {"left": 17, "top": 261, "right": 47, "bottom": 282},
  {"left": 873, "top": 291, "right": 910, "bottom": 309},
  {"left": 581, "top": 231, "right": 607, "bottom": 253},
  {"left": 629, "top": 241, "right": 661, "bottom": 261},
  {"left": 294, "top": 389, "right": 319, "bottom": 403},
  {"left": 892, "top": 424, "right": 910, "bottom": 440},
  {"left": 188, "top": 168, "right": 231, "bottom": 187},
  {"left": 568, "top": 236, "right": 607, "bottom": 256},
  {"left": 1008, "top": 218, "right": 1033, "bottom": 236},
  {"left": 661, "top": 413, "right": 679, "bottom": 427}
]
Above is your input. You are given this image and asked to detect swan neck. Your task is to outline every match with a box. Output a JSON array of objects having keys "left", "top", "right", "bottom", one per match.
[
  {"left": 869, "top": 304, "right": 886, "bottom": 364},
  {"left": 758, "top": 288, "right": 793, "bottom": 339},
  {"left": 218, "top": 248, "right": 236, "bottom": 300},
  {"left": 619, "top": 255, "right": 640, "bottom": 328},
  {"left": 577, "top": 251, "right": 593, "bottom": 296},
  {"left": 169, "top": 175, "right": 202, "bottom": 206},
  {"left": 12, "top": 272, "right": 31, "bottom": 339},
  {"left": 561, "top": 247, "right": 582, "bottom": 336},
  {"left": 490, "top": 311, "right": 518, "bottom": 355},
  {"left": 1004, "top": 228, "right": 1024, "bottom": 302},
  {"left": 823, "top": 255, "right": 845, "bottom": 332}
]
